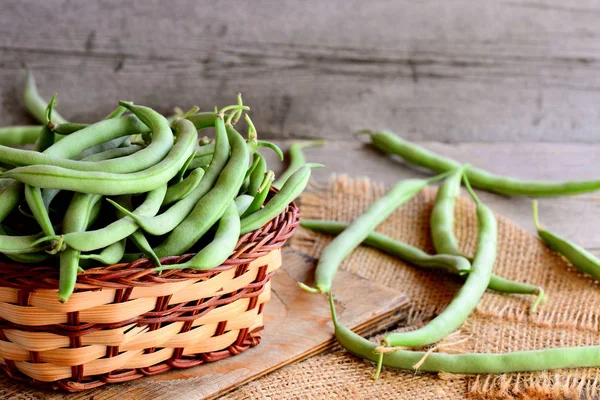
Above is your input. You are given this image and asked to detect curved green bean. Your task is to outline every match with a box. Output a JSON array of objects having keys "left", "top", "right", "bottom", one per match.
[
  {"left": 107, "top": 115, "right": 229, "bottom": 236},
  {"left": 163, "top": 168, "right": 205, "bottom": 206},
  {"left": 328, "top": 294, "right": 600, "bottom": 375},
  {"left": 3, "top": 118, "right": 196, "bottom": 195},
  {"left": 235, "top": 194, "right": 255, "bottom": 216},
  {"left": 299, "top": 220, "right": 471, "bottom": 275},
  {"left": 380, "top": 177, "right": 496, "bottom": 350},
  {"left": 533, "top": 201, "right": 600, "bottom": 281},
  {"left": 247, "top": 154, "right": 267, "bottom": 195},
  {"left": 304, "top": 171, "right": 450, "bottom": 294},
  {"left": 241, "top": 171, "right": 275, "bottom": 218},
  {"left": 364, "top": 130, "right": 600, "bottom": 197},
  {"left": 432, "top": 165, "right": 546, "bottom": 311},
  {"left": 35, "top": 185, "right": 167, "bottom": 252},
  {"left": 23, "top": 68, "right": 68, "bottom": 125},
  {"left": 0, "top": 126, "right": 44, "bottom": 147},
  {"left": 24, "top": 185, "right": 55, "bottom": 238},
  {"left": 273, "top": 139, "right": 326, "bottom": 189},
  {"left": 130, "top": 230, "right": 162, "bottom": 269},
  {"left": 241, "top": 164, "right": 319, "bottom": 236},
  {"left": 153, "top": 122, "right": 249, "bottom": 257},
  {"left": 32, "top": 93, "right": 57, "bottom": 152},
  {"left": 155, "top": 201, "right": 240, "bottom": 271},
  {"left": 80, "top": 239, "right": 126, "bottom": 265}
]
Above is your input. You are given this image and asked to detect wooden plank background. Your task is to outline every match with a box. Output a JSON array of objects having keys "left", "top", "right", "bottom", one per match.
[
  {"left": 1, "top": 0, "right": 600, "bottom": 396},
  {"left": 0, "top": 1, "right": 599, "bottom": 244}
]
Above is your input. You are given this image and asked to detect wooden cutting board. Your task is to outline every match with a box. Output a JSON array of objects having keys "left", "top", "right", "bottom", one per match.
[{"left": 0, "top": 248, "right": 409, "bottom": 400}]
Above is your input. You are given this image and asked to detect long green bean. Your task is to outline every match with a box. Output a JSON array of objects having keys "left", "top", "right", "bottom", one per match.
[{"left": 363, "top": 130, "right": 600, "bottom": 197}]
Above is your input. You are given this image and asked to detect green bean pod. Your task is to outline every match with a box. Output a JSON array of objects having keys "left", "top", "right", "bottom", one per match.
[
  {"left": 247, "top": 154, "right": 267, "bottom": 195},
  {"left": 103, "top": 116, "right": 228, "bottom": 236},
  {"left": 241, "top": 171, "right": 275, "bottom": 218},
  {"left": 299, "top": 220, "right": 471, "bottom": 275},
  {"left": 163, "top": 168, "right": 206, "bottom": 206},
  {"left": 23, "top": 68, "right": 68, "bottom": 125},
  {"left": 328, "top": 294, "right": 600, "bottom": 375},
  {"left": 32, "top": 93, "right": 57, "bottom": 152},
  {"left": 365, "top": 130, "right": 600, "bottom": 197},
  {"left": 432, "top": 165, "right": 545, "bottom": 311},
  {"left": 273, "top": 139, "right": 326, "bottom": 189},
  {"left": 154, "top": 122, "right": 249, "bottom": 257},
  {"left": 306, "top": 171, "right": 450, "bottom": 294},
  {"left": 35, "top": 185, "right": 167, "bottom": 252},
  {"left": 130, "top": 231, "right": 162, "bottom": 269},
  {"left": 58, "top": 193, "right": 102, "bottom": 302},
  {"left": 24, "top": 185, "right": 55, "bottom": 237},
  {"left": 80, "top": 239, "right": 126, "bottom": 265},
  {"left": 533, "top": 201, "right": 600, "bottom": 281},
  {"left": 3, "top": 118, "right": 196, "bottom": 195},
  {"left": 381, "top": 178, "right": 496, "bottom": 349},
  {"left": 240, "top": 164, "right": 319, "bottom": 235},
  {"left": 155, "top": 201, "right": 240, "bottom": 272},
  {"left": 235, "top": 194, "right": 255, "bottom": 216},
  {"left": 0, "top": 126, "right": 44, "bottom": 147}
]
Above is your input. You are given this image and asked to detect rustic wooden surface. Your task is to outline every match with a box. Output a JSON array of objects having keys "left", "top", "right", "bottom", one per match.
[
  {"left": 1, "top": 0, "right": 600, "bottom": 397},
  {"left": 0, "top": 249, "right": 409, "bottom": 399}
]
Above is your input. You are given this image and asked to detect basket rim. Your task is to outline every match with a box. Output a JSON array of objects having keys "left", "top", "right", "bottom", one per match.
[{"left": 0, "top": 199, "right": 299, "bottom": 292}]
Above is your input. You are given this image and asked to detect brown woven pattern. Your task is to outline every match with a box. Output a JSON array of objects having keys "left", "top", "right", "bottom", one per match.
[
  {"left": 224, "top": 176, "right": 600, "bottom": 400},
  {"left": 0, "top": 201, "right": 299, "bottom": 392}
]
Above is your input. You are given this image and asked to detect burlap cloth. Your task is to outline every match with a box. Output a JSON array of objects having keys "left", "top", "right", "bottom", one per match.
[{"left": 223, "top": 175, "right": 600, "bottom": 400}]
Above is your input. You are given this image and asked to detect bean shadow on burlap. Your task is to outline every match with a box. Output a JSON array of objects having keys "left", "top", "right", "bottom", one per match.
[{"left": 223, "top": 175, "right": 600, "bottom": 400}]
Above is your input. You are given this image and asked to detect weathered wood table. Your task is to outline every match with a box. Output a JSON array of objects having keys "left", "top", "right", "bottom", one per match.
[{"left": 0, "top": 0, "right": 599, "bottom": 396}]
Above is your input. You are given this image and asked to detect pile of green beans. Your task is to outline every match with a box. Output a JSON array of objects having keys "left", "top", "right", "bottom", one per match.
[
  {"left": 0, "top": 70, "right": 316, "bottom": 302},
  {"left": 297, "top": 128, "right": 600, "bottom": 380}
]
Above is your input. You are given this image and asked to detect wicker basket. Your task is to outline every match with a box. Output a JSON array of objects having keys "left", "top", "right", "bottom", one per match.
[{"left": 0, "top": 200, "right": 299, "bottom": 392}]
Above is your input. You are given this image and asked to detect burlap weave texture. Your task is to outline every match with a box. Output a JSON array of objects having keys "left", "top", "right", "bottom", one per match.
[{"left": 223, "top": 175, "right": 600, "bottom": 400}]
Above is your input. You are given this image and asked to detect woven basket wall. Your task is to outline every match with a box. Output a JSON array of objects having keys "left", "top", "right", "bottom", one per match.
[{"left": 0, "top": 200, "right": 299, "bottom": 392}]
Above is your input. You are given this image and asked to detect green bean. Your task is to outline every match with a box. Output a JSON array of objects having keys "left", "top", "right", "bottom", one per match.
[
  {"left": 24, "top": 185, "right": 55, "bottom": 238},
  {"left": 0, "top": 126, "right": 44, "bottom": 147},
  {"left": 33, "top": 93, "right": 58, "bottom": 153},
  {"left": 0, "top": 226, "right": 44, "bottom": 254},
  {"left": 379, "top": 177, "right": 495, "bottom": 352},
  {"left": 239, "top": 153, "right": 263, "bottom": 194},
  {"left": 80, "top": 145, "right": 142, "bottom": 162},
  {"left": 328, "top": 294, "right": 600, "bottom": 376},
  {"left": 533, "top": 200, "right": 600, "bottom": 281},
  {"left": 80, "top": 239, "right": 126, "bottom": 265},
  {"left": 130, "top": 231, "right": 162, "bottom": 269},
  {"left": 23, "top": 67, "right": 68, "bottom": 125},
  {"left": 106, "top": 115, "right": 228, "bottom": 236},
  {"left": 0, "top": 181, "right": 23, "bottom": 222},
  {"left": 58, "top": 193, "right": 102, "bottom": 302},
  {"left": 363, "top": 130, "right": 600, "bottom": 197},
  {"left": 0, "top": 103, "right": 174, "bottom": 173},
  {"left": 432, "top": 165, "right": 546, "bottom": 311},
  {"left": 44, "top": 115, "right": 148, "bottom": 159},
  {"left": 241, "top": 171, "right": 275, "bottom": 218},
  {"left": 247, "top": 154, "right": 267, "bottom": 195},
  {"left": 240, "top": 164, "right": 320, "bottom": 235},
  {"left": 163, "top": 168, "right": 205, "bottom": 206},
  {"left": 303, "top": 171, "right": 450, "bottom": 294},
  {"left": 35, "top": 185, "right": 167, "bottom": 252},
  {"left": 153, "top": 122, "right": 249, "bottom": 257},
  {"left": 256, "top": 140, "right": 284, "bottom": 161},
  {"left": 273, "top": 139, "right": 326, "bottom": 189},
  {"left": 3, "top": 118, "right": 197, "bottom": 195},
  {"left": 104, "top": 104, "right": 129, "bottom": 120},
  {"left": 235, "top": 194, "right": 255, "bottom": 216},
  {"left": 299, "top": 220, "right": 471, "bottom": 275},
  {"left": 155, "top": 201, "right": 240, "bottom": 271}
]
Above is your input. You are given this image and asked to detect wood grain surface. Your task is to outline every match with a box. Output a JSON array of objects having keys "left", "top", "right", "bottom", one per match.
[{"left": 1, "top": 0, "right": 600, "bottom": 142}]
